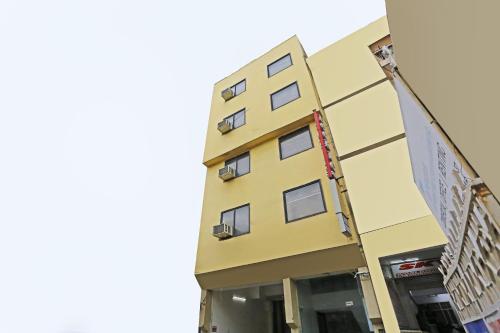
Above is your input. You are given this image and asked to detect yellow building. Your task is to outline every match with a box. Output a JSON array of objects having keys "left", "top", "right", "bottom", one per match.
[{"left": 196, "top": 17, "right": 465, "bottom": 333}]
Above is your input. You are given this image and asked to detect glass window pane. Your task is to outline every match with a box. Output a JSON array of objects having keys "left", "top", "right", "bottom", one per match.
[
  {"left": 224, "top": 114, "right": 234, "bottom": 128},
  {"left": 236, "top": 153, "right": 250, "bottom": 176},
  {"left": 233, "top": 109, "right": 245, "bottom": 128},
  {"left": 234, "top": 80, "right": 246, "bottom": 95},
  {"left": 280, "top": 127, "right": 313, "bottom": 159},
  {"left": 297, "top": 275, "right": 371, "bottom": 333},
  {"left": 271, "top": 82, "right": 300, "bottom": 110},
  {"left": 234, "top": 205, "right": 249, "bottom": 236},
  {"left": 268, "top": 54, "right": 292, "bottom": 77},
  {"left": 225, "top": 159, "right": 237, "bottom": 172},
  {"left": 285, "top": 181, "right": 326, "bottom": 222},
  {"left": 221, "top": 210, "right": 235, "bottom": 229}
]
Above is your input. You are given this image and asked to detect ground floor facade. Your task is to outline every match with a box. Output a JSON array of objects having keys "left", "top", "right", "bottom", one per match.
[{"left": 198, "top": 216, "right": 466, "bottom": 333}]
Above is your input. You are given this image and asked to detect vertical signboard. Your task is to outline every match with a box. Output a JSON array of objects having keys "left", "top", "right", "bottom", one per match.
[
  {"left": 313, "top": 111, "right": 335, "bottom": 180},
  {"left": 394, "top": 73, "right": 499, "bottom": 332},
  {"left": 393, "top": 75, "right": 474, "bottom": 234}
]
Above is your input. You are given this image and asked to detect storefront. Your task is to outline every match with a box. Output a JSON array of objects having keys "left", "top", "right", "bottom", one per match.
[
  {"left": 296, "top": 273, "right": 372, "bottom": 333},
  {"left": 380, "top": 247, "right": 464, "bottom": 333},
  {"left": 207, "top": 272, "right": 374, "bottom": 333},
  {"left": 209, "top": 282, "right": 288, "bottom": 333}
]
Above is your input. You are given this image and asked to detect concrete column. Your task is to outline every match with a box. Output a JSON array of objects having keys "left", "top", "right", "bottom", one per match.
[
  {"left": 283, "top": 278, "right": 301, "bottom": 333},
  {"left": 198, "top": 289, "right": 212, "bottom": 332}
]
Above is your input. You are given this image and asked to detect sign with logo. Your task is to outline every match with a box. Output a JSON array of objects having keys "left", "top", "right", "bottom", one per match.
[
  {"left": 391, "top": 259, "right": 440, "bottom": 278},
  {"left": 313, "top": 111, "right": 335, "bottom": 180}
]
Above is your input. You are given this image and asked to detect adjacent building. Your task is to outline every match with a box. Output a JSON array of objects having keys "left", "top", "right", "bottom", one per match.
[
  {"left": 195, "top": 16, "right": 477, "bottom": 333},
  {"left": 384, "top": 2, "right": 500, "bottom": 332}
]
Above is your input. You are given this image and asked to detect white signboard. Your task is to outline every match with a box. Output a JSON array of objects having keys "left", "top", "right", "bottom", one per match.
[
  {"left": 391, "top": 259, "right": 440, "bottom": 278},
  {"left": 393, "top": 76, "right": 473, "bottom": 236}
]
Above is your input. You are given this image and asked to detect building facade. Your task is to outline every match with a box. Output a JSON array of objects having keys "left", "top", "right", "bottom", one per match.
[
  {"left": 384, "top": 2, "right": 500, "bottom": 332},
  {"left": 196, "top": 17, "right": 470, "bottom": 333}
]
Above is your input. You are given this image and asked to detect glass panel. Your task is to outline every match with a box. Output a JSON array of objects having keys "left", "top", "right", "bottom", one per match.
[
  {"left": 221, "top": 210, "right": 235, "bottom": 229},
  {"left": 236, "top": 153, "right": 250, "bottom": 176},
  {"left": 285, "top": 181, "right": 325, "bottom": 222},
  {"left": 234, "top": 205, "right": 249, "bottom": 236},
  {"left": 225, "top": 159, "right": 237, "bottom": 173},
  {"left": 268, "top": 54, "right": 292, "bottom": 77},
  {"left": 233, "top": 109, "right": 245, "bottom": 128},
  {"left": 297, "top": 274, "right": 371, "bottom": 333},
  {"left": 280, "top": 127, "right": 313, "bottom": 159},
  {"left": 271, "top": 82, "right": 300, "bottom": 110},
  {"left": 234, "top": 80, "right": 246, "bottom": 95},
  {"left": 224, "top": 114, "right": 235, "bottom": 128}
]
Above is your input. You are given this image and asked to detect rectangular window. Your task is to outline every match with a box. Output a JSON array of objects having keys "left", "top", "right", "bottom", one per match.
[
  {"left": 225, "top": 152, "right": 250, "bottom": 177},
  {"left": 224, "top": 108, "right": 246, "bottom": 130},
  {"left": 271, "top": 82, "right": 300, "bottom": 110},
  {"left": 279, "top": 126, "right": 313, "bottom": 159},
  {"left": 267, "top": 54, "right": 293, "bottom": 77},
  {"left": 283, "top": 180, "right": 326, "bottom": 223},
  {"left": 230, "top": 79, "right": 246, "bottom": 96},
  {"left": 221, "top": 204, "right": 250, "bottom": 236}
]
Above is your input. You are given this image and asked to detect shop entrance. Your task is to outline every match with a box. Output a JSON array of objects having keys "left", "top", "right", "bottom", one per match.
[
  {"left": 211, "top": 282, "right": 289, "bottom": 333},
  {"left": 272, "top": 300, "right": 291, "bottom": 333},
  {"left": 317, "top": 310, "right": 364, "bottom": 333},
  {"left": 296, "top": 273, "right": 372, "bottom": 333},
  {"left": 380, "top": 247, "right": 464, "bottom": 333}
]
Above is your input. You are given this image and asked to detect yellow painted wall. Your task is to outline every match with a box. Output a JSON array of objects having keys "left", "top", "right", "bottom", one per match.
[
  {"left": 203, "top": 36, "right": 321, "bottom": 166},
  {"left": 313, "top": 39, "right": 431, "bottom": 235},
  {"left": 197, "top": 244, "right": 365, "bottom": 290},
  {"left": 306, "top": 17, "right": 389, "bottom": 107},
  {"left": 385, "top": 0, "right": 500, "bottom": 198},
  {"left": 361, "top": 215, "right": 447, "bottom": 333},
  {"left": 308, "top": 17, "right": 451, "bottom": 332},
  {"left": 338, "top": 139, "right": 431, "bottom": 234},
  {"left": 196, "top": 122, "right": 359, "bottom": 276},
  {"left": 325, "top": 81, "right": 404, "bottom": 157}
]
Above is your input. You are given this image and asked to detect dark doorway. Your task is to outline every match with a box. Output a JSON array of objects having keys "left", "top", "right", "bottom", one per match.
[
  {"left": 416, "top": 302, "right": 464, "bottom": 333},
  {"left": 272, "top": 300, "right": 290, "bottom": 333},
  {"left": 317, "top": 310, "right": 363, "bottom": 333}
]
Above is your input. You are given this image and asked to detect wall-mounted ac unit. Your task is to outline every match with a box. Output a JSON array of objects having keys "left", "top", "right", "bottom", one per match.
[
  {"left": 221, "top": 88, "right": 234, "bottom": 101},
  {"left": 377, "top": 57, "right": 391, "bottom": 67},
  {"left": 213, "top": 223, "right": 233, "bottom": 239},
  {"left": 217, "top": 119, "right": 232, "bottom": 134},
  {"left": 218, "top": 165, "right": 236, "bottom": 181}
]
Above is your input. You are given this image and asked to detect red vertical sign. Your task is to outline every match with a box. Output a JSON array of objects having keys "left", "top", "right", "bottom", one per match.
[{"left": 314, "top": 111, "right": 334, "bottom": 179}]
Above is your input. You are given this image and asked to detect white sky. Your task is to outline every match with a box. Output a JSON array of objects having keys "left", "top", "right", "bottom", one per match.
[{"left": 0, "top": 1, "right": 386, "bottom": 332}]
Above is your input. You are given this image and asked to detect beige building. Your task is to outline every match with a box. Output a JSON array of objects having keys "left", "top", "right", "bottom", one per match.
[{"left": 196, "top": 16, "right": 471, "bottom": 333}]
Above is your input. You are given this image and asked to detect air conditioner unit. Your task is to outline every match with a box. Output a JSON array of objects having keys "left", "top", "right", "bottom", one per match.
[
  {"left": 218, "top": 165, "right": 236, "bottom": 181},
  {"left": 217, "top": 119, "right": 232, "bottom": 134},
  {"left": 221, "top": 88, "right": 234, "bottom": 101},
  {"left": 213, "top": 223, "right": 233, "bottom": 239},
  {"left": 377, "top": 57, "right": 391, "bottom": 67}
]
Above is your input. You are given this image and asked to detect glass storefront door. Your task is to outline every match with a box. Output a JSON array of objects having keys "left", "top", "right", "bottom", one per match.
[{"left": 296, "top": 273, "right": 371, "bottom": 333}]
